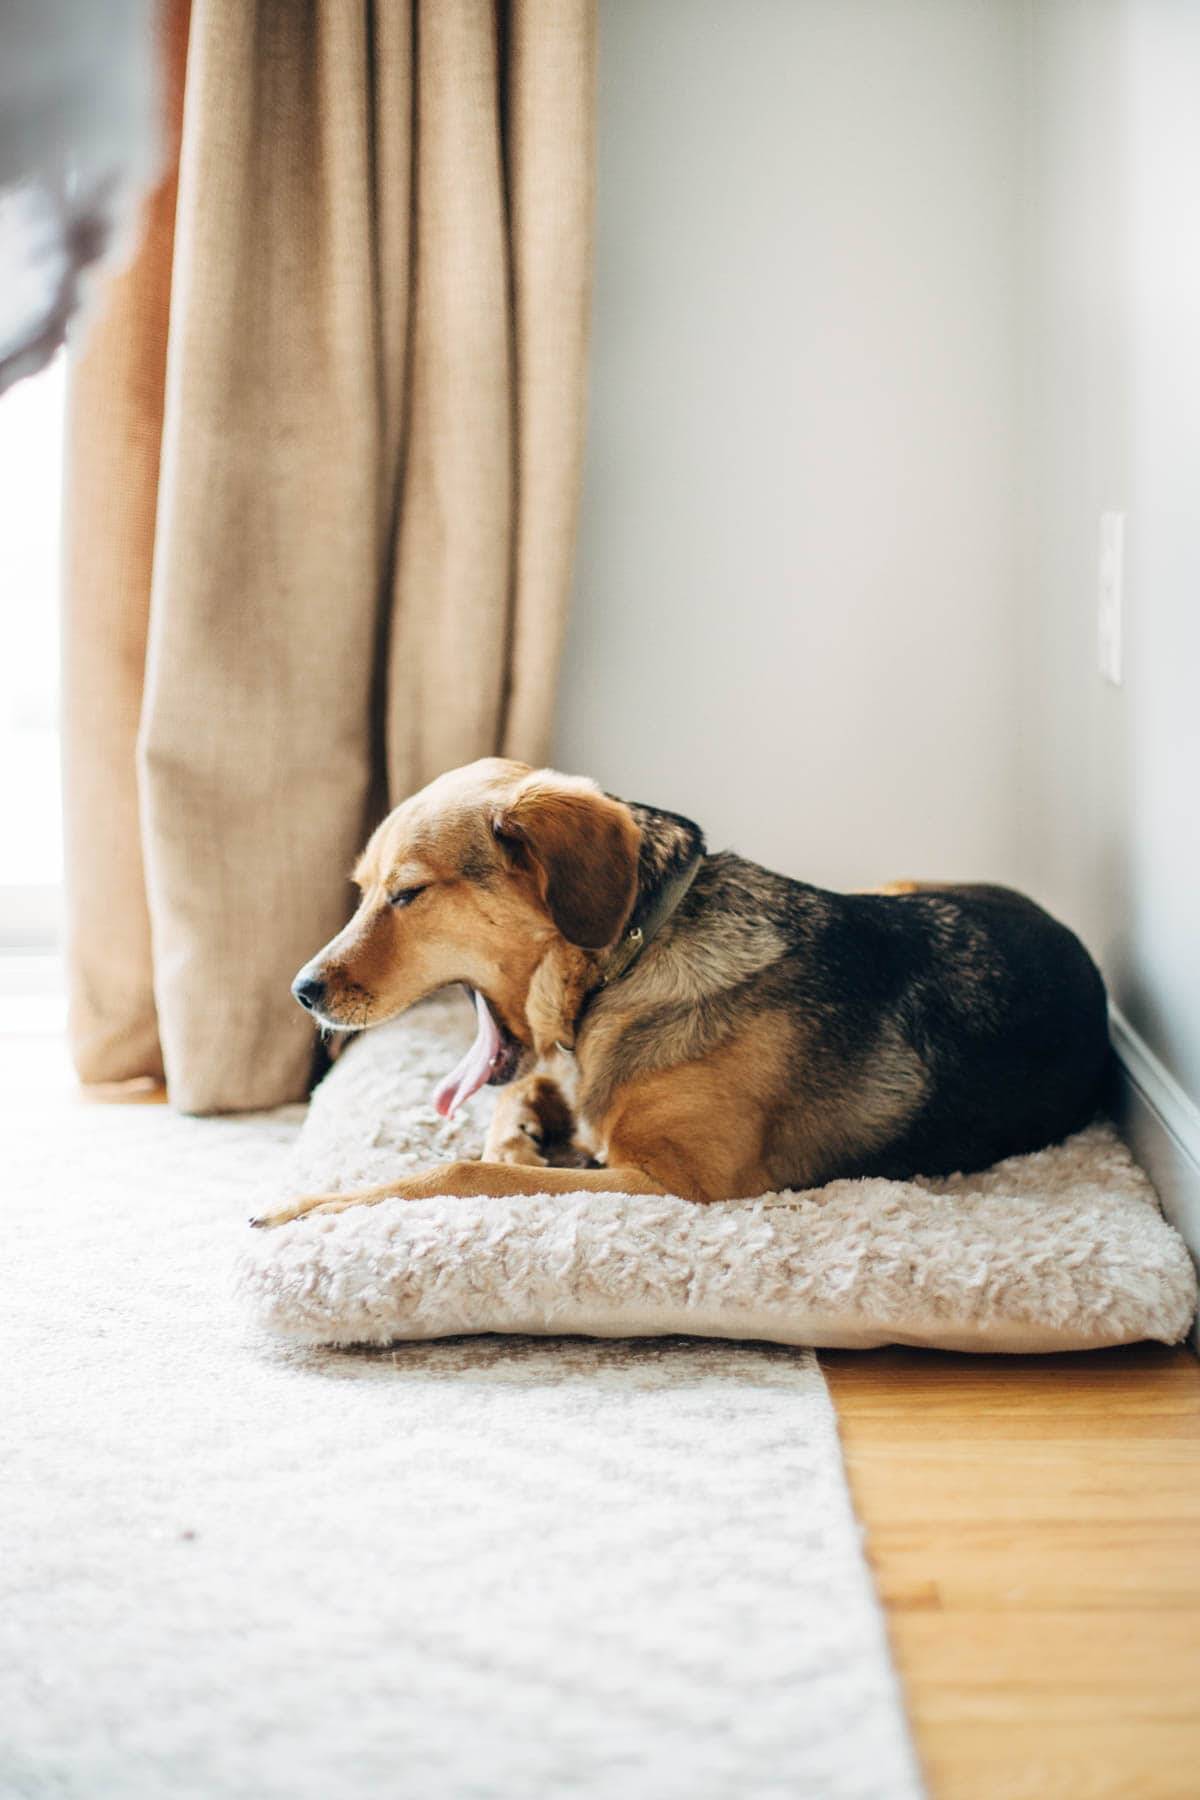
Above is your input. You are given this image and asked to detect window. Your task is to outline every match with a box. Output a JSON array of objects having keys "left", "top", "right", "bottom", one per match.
[{"left": 0, "top": 355, "right": 65, "bottom": 953}]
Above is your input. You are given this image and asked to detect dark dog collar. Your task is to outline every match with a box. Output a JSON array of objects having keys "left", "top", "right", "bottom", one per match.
[
  {"left": 556, "top": 849, "right": 706, "bottom": 1054},
  {"left": 599, "top": 850, "right": 705, "bottom": 989}
]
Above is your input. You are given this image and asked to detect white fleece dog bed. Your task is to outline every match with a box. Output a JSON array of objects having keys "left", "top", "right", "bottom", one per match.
[{"left": 239, "top": 992, "right": 1198, "bottom": 1353}]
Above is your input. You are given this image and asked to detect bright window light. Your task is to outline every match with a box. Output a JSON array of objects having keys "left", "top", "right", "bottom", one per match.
[{"left": 0, "top": 355, "right": 65, "bottom": 949}]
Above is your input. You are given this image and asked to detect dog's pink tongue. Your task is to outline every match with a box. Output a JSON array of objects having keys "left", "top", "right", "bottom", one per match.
[{"left": 434, "top": 988, "right": 503, "bottom": 1118}]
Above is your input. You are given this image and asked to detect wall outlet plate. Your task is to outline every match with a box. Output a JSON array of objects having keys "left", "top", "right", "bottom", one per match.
[{"left": 1097, "top": 510, "right": 1125, "bottom": 685}]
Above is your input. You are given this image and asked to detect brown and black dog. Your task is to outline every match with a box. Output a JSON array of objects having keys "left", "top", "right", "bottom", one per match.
[{"left": 252, "top": 758, "right": 1109, "bottom": 1227}]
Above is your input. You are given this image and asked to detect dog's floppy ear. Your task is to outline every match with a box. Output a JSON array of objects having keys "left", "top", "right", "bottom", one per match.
[{"left": 492, "top": 777, "right": 641, "bottom": 950}]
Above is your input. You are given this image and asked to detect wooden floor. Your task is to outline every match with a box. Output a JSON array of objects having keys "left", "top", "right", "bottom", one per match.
[{"left": 821, "top": 1345, "right": 1200, "bottom": 1800}]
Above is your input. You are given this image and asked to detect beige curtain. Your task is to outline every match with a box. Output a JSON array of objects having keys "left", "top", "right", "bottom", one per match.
[{"left": 62, "top": 0, "right": 596, "bottom": 1113}]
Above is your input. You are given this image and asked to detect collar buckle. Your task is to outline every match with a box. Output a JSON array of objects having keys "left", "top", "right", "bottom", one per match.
[{"left": 598, "top": 860, "right": 700, "bottom": 989}]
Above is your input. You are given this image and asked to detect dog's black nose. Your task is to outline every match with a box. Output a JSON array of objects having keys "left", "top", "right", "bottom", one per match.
[{"left": 292, "top": 973, "right": 326, "bottom": 1013}]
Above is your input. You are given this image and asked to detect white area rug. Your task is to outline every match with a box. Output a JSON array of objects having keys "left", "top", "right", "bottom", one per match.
[
  {"left": 3, "top": 1039, "right": 922, "bottom": 1799},
  {"left": 241, "top": 995, "right": 1197, "bottom": 1354}
]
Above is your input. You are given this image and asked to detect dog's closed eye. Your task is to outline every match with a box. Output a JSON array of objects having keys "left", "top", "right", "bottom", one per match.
[{"left": 388, "top": 884, "right": 428, "bottom": 909}]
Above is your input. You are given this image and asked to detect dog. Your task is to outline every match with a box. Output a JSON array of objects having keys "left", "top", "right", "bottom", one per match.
[{"left": 252, "top": 758, "right": 1109, "bottom": 1227}]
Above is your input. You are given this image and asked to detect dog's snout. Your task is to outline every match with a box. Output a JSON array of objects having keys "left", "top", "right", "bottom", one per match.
[{"left": 292, "top": 973, "right": 326, "bottom": 1013}]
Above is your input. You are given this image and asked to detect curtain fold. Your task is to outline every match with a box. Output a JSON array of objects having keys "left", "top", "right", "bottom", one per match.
[
  {"left": 61, "top": 0, "right": 190, "bottom": 1088},
  {"left": 62, "top": 0, "right": 596, "bottom": 1113}
]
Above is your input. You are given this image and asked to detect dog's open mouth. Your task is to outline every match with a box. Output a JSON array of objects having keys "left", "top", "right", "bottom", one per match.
[{"left": 432, "top": 987, "right": 522, "bottom": 1118}]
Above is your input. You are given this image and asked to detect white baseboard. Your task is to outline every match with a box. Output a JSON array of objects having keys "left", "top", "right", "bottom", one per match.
[{"left": 1109, "top": 1006, "right": 1200, "bottom": 1349}]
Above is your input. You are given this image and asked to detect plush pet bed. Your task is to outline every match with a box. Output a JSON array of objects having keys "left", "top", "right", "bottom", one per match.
[{"left": 238, "top": 992, "right": 1197, "bottom": 1352}]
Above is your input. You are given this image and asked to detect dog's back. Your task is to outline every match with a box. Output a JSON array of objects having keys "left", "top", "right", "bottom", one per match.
[
  {"left": 598, "top": 856, "right": 1111, "bottom": 1189},
  {"left": 835, "top": 882, "right": 1110, "bottom": 1178}
]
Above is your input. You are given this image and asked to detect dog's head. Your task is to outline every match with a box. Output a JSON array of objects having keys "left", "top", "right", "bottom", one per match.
[{"left": 292, "top": 759, "right": 641, "bottom": 1111}]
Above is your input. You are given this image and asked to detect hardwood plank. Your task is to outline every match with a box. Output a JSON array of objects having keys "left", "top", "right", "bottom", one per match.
[
  {"left": 824, "top": 1347, "right": 1198, "bottom": 1417},
  {"left": 823, "top": 1346, "right": 1200, "bottom": 1800},
  {"left": 870, "top": 1521, "right": 1200, "bottom": 1612},
  {"left": 899, "top": 1610, "right": 1200, "bottom": 1703},
  {"left": 916, "top": 1721, "right": 1200, "bottom": 1800},
  {"left": 832, "top": 1446, "right": 1200, "bottom": 1526}
]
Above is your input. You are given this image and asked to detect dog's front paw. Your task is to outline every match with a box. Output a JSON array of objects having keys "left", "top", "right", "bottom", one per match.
[
  {"left": 249, "top": 1188, "right": 359, "bottom": 1228},
  {"left": 487, "top": 1121, "right": 551, "bottom": 1168},
  {"left": 249, "top": 1200, "right": 305, "bottom": 1229}
]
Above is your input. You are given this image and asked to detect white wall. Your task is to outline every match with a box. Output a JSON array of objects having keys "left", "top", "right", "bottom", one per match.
[
  {"left": 1020, "top": 0, "right": 1200, "bottom": 1108},
  {"left": 555, "top": 0, "right": 1026, "bottom": 891},
  {"left": 556, "top": 0, "right": 1200, "bottom": 1117}
]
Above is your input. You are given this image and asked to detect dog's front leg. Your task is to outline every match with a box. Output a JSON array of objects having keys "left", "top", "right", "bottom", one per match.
[
  {"left": 483, "top": 1071, "right": 595, "bottom": 1169},
  {"left": 483, "top": 1077, "right": 554, "bottom": 1167},
  {"left": 250, "top": 1158, "right": 668, "bottom": 1229}
]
